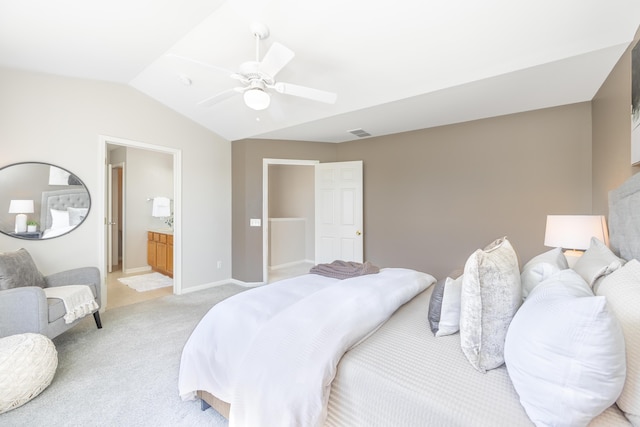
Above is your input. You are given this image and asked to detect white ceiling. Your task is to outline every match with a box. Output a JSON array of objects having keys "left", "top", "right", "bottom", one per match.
[{"left": 1, "top": 0, "right": 639, "bottom": 143}]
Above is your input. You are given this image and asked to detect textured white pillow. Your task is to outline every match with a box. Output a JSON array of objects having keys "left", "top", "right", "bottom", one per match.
[
  {"left": 597, "top": 259, "right": 640, "bottom": 426},
  {"left": 460, "top": 237, "right": 522, "bottom": 373},
  {"left": 435, "top": 275, "right": 463, "bottom": 337},
  {"left": 505, "top": 269, "right": 626, "bottom": 427},
  {"left": 520, "top": 247, "right": 568, "bottom": 298},
  {"left": 67, "top": 207, "right": 88, "bottom": 226},
  {"left": 50, "top": 209, "right": 70, "bottom": 229},
  {"left": 573, "top": 237, "right": 624, "bottom": 289}
]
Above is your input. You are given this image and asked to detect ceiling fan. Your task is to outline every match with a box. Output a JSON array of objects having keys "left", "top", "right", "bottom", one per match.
[{"left": 169, "top": 23, "right": 337, "bottom": 111}]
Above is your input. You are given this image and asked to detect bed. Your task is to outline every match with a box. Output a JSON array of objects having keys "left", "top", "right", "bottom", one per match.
[
  {"left": 179, "top": 173, "right": 640, "bottom": 427},
  {"left": 39, "top": 188, "right": 90, "bottom": 239}
]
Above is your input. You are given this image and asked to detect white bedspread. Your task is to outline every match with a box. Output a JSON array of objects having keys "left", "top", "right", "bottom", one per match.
[{"left": 178, "top": 268, "right": 435, "bottom": 427}]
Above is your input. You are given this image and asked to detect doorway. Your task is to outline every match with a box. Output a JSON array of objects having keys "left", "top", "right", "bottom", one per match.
[
  {"left": 263, "top": 159, "right": 318, "bottom": 284},
  {"left": 98, "top": 135, "right": 181, "bottom": 310},
  {"left": 262, "top": 159, "right": 364, "bottom": 284}
]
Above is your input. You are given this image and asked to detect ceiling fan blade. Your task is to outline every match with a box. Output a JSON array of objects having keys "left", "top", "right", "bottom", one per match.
[
  {"left": 273, "top": 82, "right": 337, "bottom": 104},
  {"left": 258, "top": 42, "right": 295, "bottom": 78},
  {"left": 197, "top": 88, "right": 241, "bottom": 108},
  {"left": 167, "top": 53, "right": 237, "bottom": 78}
]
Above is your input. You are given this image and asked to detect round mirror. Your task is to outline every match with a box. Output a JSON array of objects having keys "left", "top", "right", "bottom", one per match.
[{"left": 0, "top": 162, "right": 90, "bottom": 240}]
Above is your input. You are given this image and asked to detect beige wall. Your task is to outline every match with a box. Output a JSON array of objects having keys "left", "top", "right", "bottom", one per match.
[
  {"left": 0, "top": 67, "right": 232, "bottom": 293},
  {"left": 232, "top": 103, "right": 593, "bottom": 282},
  {"left": 592, "top": 31, "right": 640, "bottom": 214}
]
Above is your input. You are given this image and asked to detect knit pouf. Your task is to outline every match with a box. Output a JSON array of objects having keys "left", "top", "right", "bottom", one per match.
[{"left": 0, "top": 333, "right": 58, "bottom": 414}]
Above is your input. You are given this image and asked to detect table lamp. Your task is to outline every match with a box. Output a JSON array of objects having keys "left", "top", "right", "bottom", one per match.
[
  {"left": 8, "top": 199, "right": 34, "bottom": 233},
  {"left": 544, "top": 215, "right": 609, "bottom": 267}
]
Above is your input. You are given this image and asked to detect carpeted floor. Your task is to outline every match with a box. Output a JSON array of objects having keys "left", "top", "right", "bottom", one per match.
[{"left": 1, "top": 283, "right": 247, "bottom": 426}]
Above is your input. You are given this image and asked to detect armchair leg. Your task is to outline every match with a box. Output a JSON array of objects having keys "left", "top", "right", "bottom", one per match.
[{"left": 93, "top": 311, "right": 102, "bottom": 329}]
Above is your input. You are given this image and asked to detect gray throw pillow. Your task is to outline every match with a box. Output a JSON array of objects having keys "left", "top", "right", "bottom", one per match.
[
  {"left": 0, "top": 248, "right": 46, "bottom": 290},
  {"left": 428, "top": 279, "right": 446, "bottom": 334}
]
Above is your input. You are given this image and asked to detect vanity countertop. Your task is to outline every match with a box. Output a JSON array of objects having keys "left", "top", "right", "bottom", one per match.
[{"left": 148, "top": 228, "right": 173, "bottom": 235}]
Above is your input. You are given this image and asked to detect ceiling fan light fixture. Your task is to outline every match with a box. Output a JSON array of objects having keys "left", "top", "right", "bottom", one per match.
[{"left": 244, "top": 88, "right": 270, "bottom": 110}]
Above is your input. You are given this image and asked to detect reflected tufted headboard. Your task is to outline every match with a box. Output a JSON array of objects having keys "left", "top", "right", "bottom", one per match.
[
  {"left": 608, "top": 172, "right": 640, "bottom": 261},
  {"left": 39, "top": 188, "right": 91, "bottom": 231}
]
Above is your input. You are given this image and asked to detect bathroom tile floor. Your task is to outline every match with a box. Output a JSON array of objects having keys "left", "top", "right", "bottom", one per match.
[{"left": 106, "top": 265, "right": 172, "bottom": 310}]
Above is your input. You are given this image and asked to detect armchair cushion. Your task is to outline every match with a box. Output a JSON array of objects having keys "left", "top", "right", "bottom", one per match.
[{"left": 0, "top": 248, "right": 46, "bottom": 290}]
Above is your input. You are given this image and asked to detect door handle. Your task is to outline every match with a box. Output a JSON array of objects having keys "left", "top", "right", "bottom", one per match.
[{"left": 356, "top": 230, "right": 362, "bottom": 236}]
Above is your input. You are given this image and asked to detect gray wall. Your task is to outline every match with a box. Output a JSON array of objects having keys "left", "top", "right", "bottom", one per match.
[
  {"left": 337, "top": 104, "right": 592, "bottom": 280},
  {"left": 592, "top": 30, "right": 640, "bottom": 213},
  {"left": 232, "top": 103, "right": 593, "bottom": 282}
]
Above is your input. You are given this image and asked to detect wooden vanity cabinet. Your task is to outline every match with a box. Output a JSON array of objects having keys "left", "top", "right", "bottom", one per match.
[{"left": 147, "top": 231, "right": 173, "bottom": 277}]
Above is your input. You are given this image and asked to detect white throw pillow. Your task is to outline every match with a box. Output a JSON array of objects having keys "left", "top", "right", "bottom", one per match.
[
  {"left": 435, "top": 275, "right": 463, "bottom": 337},
  {"left": 505, "top": 269, "right": 626, "bottom": 427},
  {"left": 520, "top": 247, "right": 568, "bottom": 298},
  {"left": 597, "top": 259, "right": 640, "bottom": 425},
  {"left": 50, "top": 209, "right": 70, "bottom": 229},
  {"left": 573, "top": 237, "right": 624, "bottom": 290},
  {"left": 459, "top": 237, "right": 522, "bottom": 373}
]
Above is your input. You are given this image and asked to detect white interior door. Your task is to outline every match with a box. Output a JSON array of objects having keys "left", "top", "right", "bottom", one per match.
[
  {"left": 107, "top": 164, "right": 114, "bottom": 273},
  {"left": 315, "top": 161, "right": 363, "bottom": 264}
]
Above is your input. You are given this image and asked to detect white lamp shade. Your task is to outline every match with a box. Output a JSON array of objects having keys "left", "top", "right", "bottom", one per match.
[
  {"left": 8, "top": 199, "right": 34, "bottom": 214},
  {"left": 243, "top": 88, "right": 270, "bottom": 111},
  {"left": 544, "top": 215, "right": 609, "bottom": 250}
]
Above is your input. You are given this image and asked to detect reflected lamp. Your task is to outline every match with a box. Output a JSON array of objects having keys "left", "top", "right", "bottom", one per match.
[{"left": 8, "top": 199, "right": 34, "bottom": 233}]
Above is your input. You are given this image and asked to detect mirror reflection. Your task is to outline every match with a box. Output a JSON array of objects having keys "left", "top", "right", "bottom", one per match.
[{"left": 0, "top": 162, "right": 90, "bottom": 240}]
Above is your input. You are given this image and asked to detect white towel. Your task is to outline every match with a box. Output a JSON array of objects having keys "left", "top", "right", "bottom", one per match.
[
  {"left": 152, "top": 196, "right": 171, "bottom": 217},
  {"left": 43, "top": 285, "right": 99, "bottom": 324}
]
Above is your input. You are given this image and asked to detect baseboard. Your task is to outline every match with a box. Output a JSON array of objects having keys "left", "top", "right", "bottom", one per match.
[
  {"left": 269, "top": 259, "right": 314, "bottom": 270},
  {"left": 178, "top": 278, "right": 268, "bottom": 294},
  {"left": 229, "top": 278, "right": 265, "bottom": 288},
  {"left": 124, "top": 266, "right": 152, "bottom": 275}
]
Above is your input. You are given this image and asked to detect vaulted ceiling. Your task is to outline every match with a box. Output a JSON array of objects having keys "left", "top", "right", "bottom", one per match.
[{"left": 1, "top": 0, "right": 639, "bottom": 142}]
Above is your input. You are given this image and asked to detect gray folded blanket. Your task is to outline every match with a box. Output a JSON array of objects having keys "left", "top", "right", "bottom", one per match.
[{"left": 309, "top": 260, "right": 380, "bottom": 280}]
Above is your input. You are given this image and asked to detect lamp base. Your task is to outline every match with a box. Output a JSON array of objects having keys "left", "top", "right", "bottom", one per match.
[
  {"left": 14, "top": 213, "right": 27, "bottom": 233},
  {"left": 563, "top": 249, "right": 585, "bottom": 268}
]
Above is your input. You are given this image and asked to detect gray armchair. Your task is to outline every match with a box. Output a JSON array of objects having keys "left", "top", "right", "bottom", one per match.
[{"left": 0, "top": 249, "right": 102, "bottom": 339}]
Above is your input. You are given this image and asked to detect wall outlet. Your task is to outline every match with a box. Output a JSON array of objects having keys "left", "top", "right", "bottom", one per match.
[
  {"left": 250, "top": 218, "right": 261, "bottom": 227},
  {"left": 217, "top": 260, "right": 222, "bottom": 269}
]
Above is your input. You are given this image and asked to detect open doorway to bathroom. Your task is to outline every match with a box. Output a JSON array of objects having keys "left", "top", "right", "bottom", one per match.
[{"left": 98, "top": 136, "right": 181, "bottom": 310}]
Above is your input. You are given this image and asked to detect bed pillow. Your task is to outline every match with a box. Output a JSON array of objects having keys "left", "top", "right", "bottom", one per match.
[
  {"left": 428, "top": 279, "right": 445, "bottom": 334},
  {"left": 520, "top": 247, "right": 568, "bottom": 299},
  {"left": 50, "top": 208, "right": 70, "bottom": 229},
  {"left": 596, "top": 259, "right": 640, "bottom": 425},
  {"left": 505, "top": 269, "right": 626, "bottom": 427},
  {"left": 428, "top": 275, "right": 463, "bottom": 337},
  {"left": 459, "top": 237, "right": 522, "bottom": 373},
  {"left": 0, "top": 248, "right": 46, "bottom": 290},
  {"left": 572, "top": 237, "right": 624, "bottom": 290},
  {"left": 68, "top": 207, "right": 88, "bottom": 226}
]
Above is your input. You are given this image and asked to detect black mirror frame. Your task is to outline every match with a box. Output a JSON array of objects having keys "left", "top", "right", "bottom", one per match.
[{"left": 0, "top": 161, "right": 91, "bottom": 240}]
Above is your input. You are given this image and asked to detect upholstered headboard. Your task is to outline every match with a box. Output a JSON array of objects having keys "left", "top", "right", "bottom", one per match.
[
  {"left": 39, "top": 188, "right": 91, "bottom": 230},
  {"left": 608, "top": 172, "right": 640, "bottom": 261}
]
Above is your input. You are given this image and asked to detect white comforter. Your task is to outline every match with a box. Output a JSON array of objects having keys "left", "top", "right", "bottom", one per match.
[{"left": 178, "top": 268, "right": 435, "bottom": 427}]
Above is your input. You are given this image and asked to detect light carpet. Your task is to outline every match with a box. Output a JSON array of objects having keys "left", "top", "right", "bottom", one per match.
[
  {"left": 0, "top": 283, "right": 247, "bottom": 426},
  {"left": 118, "top": 272, "right": 173, "bottom": 292}
]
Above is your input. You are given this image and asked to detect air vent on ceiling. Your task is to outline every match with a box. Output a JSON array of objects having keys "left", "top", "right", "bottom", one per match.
[{"left": 348, "top": 128, "right": 372, "bottom": 138}]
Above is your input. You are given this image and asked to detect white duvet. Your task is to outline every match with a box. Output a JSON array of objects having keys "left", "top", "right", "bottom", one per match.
[{"left": 178, "top": 268, "right": 435, "bottom": 427}]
